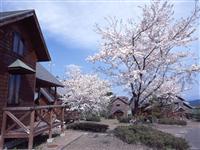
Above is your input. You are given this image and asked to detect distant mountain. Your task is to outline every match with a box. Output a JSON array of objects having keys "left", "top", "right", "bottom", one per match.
[{"left": 189, "top": 99, "right": 200, "bottom": 107}]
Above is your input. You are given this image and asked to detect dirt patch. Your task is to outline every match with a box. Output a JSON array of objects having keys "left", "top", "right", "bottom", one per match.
[{"left": 47, "top": 144, "right": 58, "bottom": 148}]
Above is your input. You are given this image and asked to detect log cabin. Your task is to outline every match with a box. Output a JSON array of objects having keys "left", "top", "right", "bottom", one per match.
[{"left": 0, "top": 10, "right": 66, "bottom": 149}]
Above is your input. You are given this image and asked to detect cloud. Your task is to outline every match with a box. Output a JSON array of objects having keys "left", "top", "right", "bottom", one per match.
[
  {"left": 2, "top": 1, "right": 141, "bottom": 49},
  {"left": 2, "top": 0, "right": 198, "bottom": 50}
]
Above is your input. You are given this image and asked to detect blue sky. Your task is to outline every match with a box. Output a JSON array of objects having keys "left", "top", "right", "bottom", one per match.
[{"left": 1, "top": 0, "right": 200, "bottom": 100}]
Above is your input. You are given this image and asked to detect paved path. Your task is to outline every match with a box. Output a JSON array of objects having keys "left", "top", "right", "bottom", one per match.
[
  {"left": 37, "top": 120, "right": 200, "bottom": 150},
  {"left": 38, "top": 130, "right": 84, "bottom": 150},
  {"left": 62, "top": 132, "right": 149, "bottom": 150},
  {"left": 185, "top": 128, "right": 200, "bottom": 150},
  {"left": 154, "top": 121, "right": 200, "bottom": 150}
]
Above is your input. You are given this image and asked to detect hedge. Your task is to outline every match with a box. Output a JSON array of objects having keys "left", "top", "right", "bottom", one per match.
[
  {"left": 85, "top": 115, "right": 101, "bottom": 122},
  {"left": 118, "top": 117, "right": 132, "bottom": 123},
  {"left": 66, "top": 122, "right": 108, "bottom": 132},
  {"left": 158, "top": 118, "right": 187, "bottom": 126},
  {"left": 114, "top": 125, "right": 189, "bottom": 150}
]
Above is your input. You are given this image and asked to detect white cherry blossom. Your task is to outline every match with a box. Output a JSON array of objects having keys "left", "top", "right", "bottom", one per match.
[
  {"left": 88, "top": 0, "right": 200, "bottom": 114},
  {"left": 62, "top": 65, "right": 111, "bottom": 114}
]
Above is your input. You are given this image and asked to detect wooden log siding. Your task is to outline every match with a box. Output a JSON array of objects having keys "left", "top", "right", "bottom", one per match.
[{"left": 0, "top": 105, "right": 67, "bottom": 150}]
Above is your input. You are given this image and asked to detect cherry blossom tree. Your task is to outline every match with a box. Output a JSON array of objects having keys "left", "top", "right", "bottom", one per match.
[
  {"left": 88, "top": 0, "right": 200, "bottom": 115},
  {"left": 62, "top": 65, "right": 111, "bottom": 115}
]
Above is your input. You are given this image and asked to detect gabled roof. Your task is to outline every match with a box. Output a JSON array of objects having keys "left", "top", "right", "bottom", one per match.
[
  {"left": 175, "top": 96, "right": 193, "bottom": 109},
  {"left": 112, "top": 96, "right": 130, "bottom": 105},
  {"left": 0, "top": 10, "right": 32, "bottom": 22},
  {"left": 36, "top": 63, "right": 64, "bottom": 87},
  {"left": 0, "top": 10, "right": 51, "bottom": 61},
  {"left": 183, "top": 102, "right": 193, "bottom": 109}
]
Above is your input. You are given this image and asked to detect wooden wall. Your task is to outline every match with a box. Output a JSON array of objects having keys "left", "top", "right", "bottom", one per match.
[{"left": 0, "top": 21, "right": 38, "bottom": 130}]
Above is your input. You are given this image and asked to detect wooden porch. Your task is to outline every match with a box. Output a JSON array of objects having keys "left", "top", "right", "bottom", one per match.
[{"left": 0, "top": 105, "right": 66, "bottom": 150}]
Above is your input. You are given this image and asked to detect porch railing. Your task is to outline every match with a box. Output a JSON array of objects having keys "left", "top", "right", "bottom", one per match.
[{"left": 0, "top": 105, "right": 67, "bottom": 150}]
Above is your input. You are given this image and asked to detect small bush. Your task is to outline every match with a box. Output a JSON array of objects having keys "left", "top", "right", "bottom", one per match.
[
  {"left": 189, "top": 109, "right": 200, "bottom": 121},
  {"left": 118, "top": 117, "right": 132, "bottom": 123},
  {"left": 85, "top": 115, "right": 101, "bottom": 122},
  {"left": 66, "top": 122, "right": 108, "bottom": 132},
  {"left": 158, "top": 118, "right": 187, "bottom": 125},
  {"left": 107, "top": 115, "right": 114, "bottom": 119},
  {"left": 193, "top": 114, "right": 200, "bottom": 122},
  {"left": 114, "top": 125, "right": 189, "bottom": 150}
]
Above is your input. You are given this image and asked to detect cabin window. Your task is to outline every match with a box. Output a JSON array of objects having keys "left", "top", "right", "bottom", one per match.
[
  {"left": 116, "top": 104, "right": 120, "bottom": 107},
  {"left": 13, "top": 32, "right": 24, "bottom": 55},
  {"left": 8, "top": 75, "right": 21, "bottom": 105}
]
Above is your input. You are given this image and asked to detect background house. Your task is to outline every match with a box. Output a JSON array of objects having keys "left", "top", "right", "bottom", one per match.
[
  {"left": 149, "top": 94, "right": 193, "bottom": 119},
  {"left": 110, "top": 96, "right": 131, "bottom": 118},
  {"left": 172, "top": 96, "right": 193, "bottom": 118}
]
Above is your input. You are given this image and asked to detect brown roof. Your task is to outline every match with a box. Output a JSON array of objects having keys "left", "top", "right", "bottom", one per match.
[
  {"left": 0, "top": 10, "right": 51, "bottom": 61},
  {"left": 112, "top": 96, "right": 130, "bottom": 105}
]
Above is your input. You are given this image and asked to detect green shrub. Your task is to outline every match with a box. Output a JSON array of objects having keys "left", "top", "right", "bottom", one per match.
[
  {"left": 107, "top": 115, "right": 114, "bottom": 119},
  {"left": 193, "top": 114, "right": 200, "bottom": 122},
  {"left": 114, "top": 125, "right": 189, "bottom": 150},
  {"left": 158, "top": 118, "right": 187, "bottom": 125},
  {"left": 118, "top": 116, "right": 132, "bottom": 123},
  {"left": 66, "top": 122, "right": 108, "bottom": 132},
  {"left": 189, "top": 109, "right": 200, "bottom": 121},
  {"left": 85, "top": 115, "right": 101, "bottom": 122}
]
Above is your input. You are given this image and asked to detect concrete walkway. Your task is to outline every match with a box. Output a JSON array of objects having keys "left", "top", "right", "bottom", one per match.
[
  {"left": 38, "top": 130, "right": 85, "bottom": 150},
  {"left": 185, "top": 128, "right": 200, "bottom": 150},
  {"left": 37, "top": 120, "right": 200, "bottom": 150},
  {"left": 154, "top": 121, "right": 200, "bottom": 150}
]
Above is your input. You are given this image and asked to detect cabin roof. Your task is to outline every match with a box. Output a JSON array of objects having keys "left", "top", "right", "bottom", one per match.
[
  {"left": 40, "top": 88, "right": 54, "bottom": 103},
  {"left": 0, "top": 10, "right": 51, "bottom": 61},
  {"left": 0, "top": 10, "right": 32, "bottom": 20},
  {"left": 36, "top": 63, "right": 64, "bottom": 87}
]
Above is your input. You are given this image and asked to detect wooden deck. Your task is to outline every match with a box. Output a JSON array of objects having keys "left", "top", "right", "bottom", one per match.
[{"left": 0, "top": 105, "right": 67, "bottom": 150}]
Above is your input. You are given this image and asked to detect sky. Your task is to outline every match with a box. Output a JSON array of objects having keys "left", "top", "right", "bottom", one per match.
[{"left": 1, "top": 0, "right": 200, "bottom": 100}]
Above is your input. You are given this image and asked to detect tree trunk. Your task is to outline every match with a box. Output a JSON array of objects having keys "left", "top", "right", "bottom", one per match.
[
  {"left": 130, "top": 83, "right": 140, "bottom": 116},
  {"left": 132, "top": 100, "right": 139, "bottom": 116}
]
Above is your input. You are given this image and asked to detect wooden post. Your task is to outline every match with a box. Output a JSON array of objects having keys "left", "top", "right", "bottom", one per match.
[
  {"left": 61, "top": 107, "right": 65, "bottom": 133},
  {"left": 0, "top": 111, "right": 7, "bottom": 149},
  {"left": 54, "top": 87, "right": 57, "bottom": 100},
  {"left": 49, "top": 108, "right": 53, "bottom": 139},
  {"left": 28, "top": 110, "right": 35, "bottom": 150}
]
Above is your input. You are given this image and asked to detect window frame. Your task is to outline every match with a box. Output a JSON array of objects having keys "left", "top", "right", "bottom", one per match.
[
  {"left": 12, "top": 32, "right": 25, "bottom": 56},
  {"left": 7, "top": 74, "right": 21, "bottom": 105},
  {"left": 116, "top": 104, "right": 120, "bottom": 107}
]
